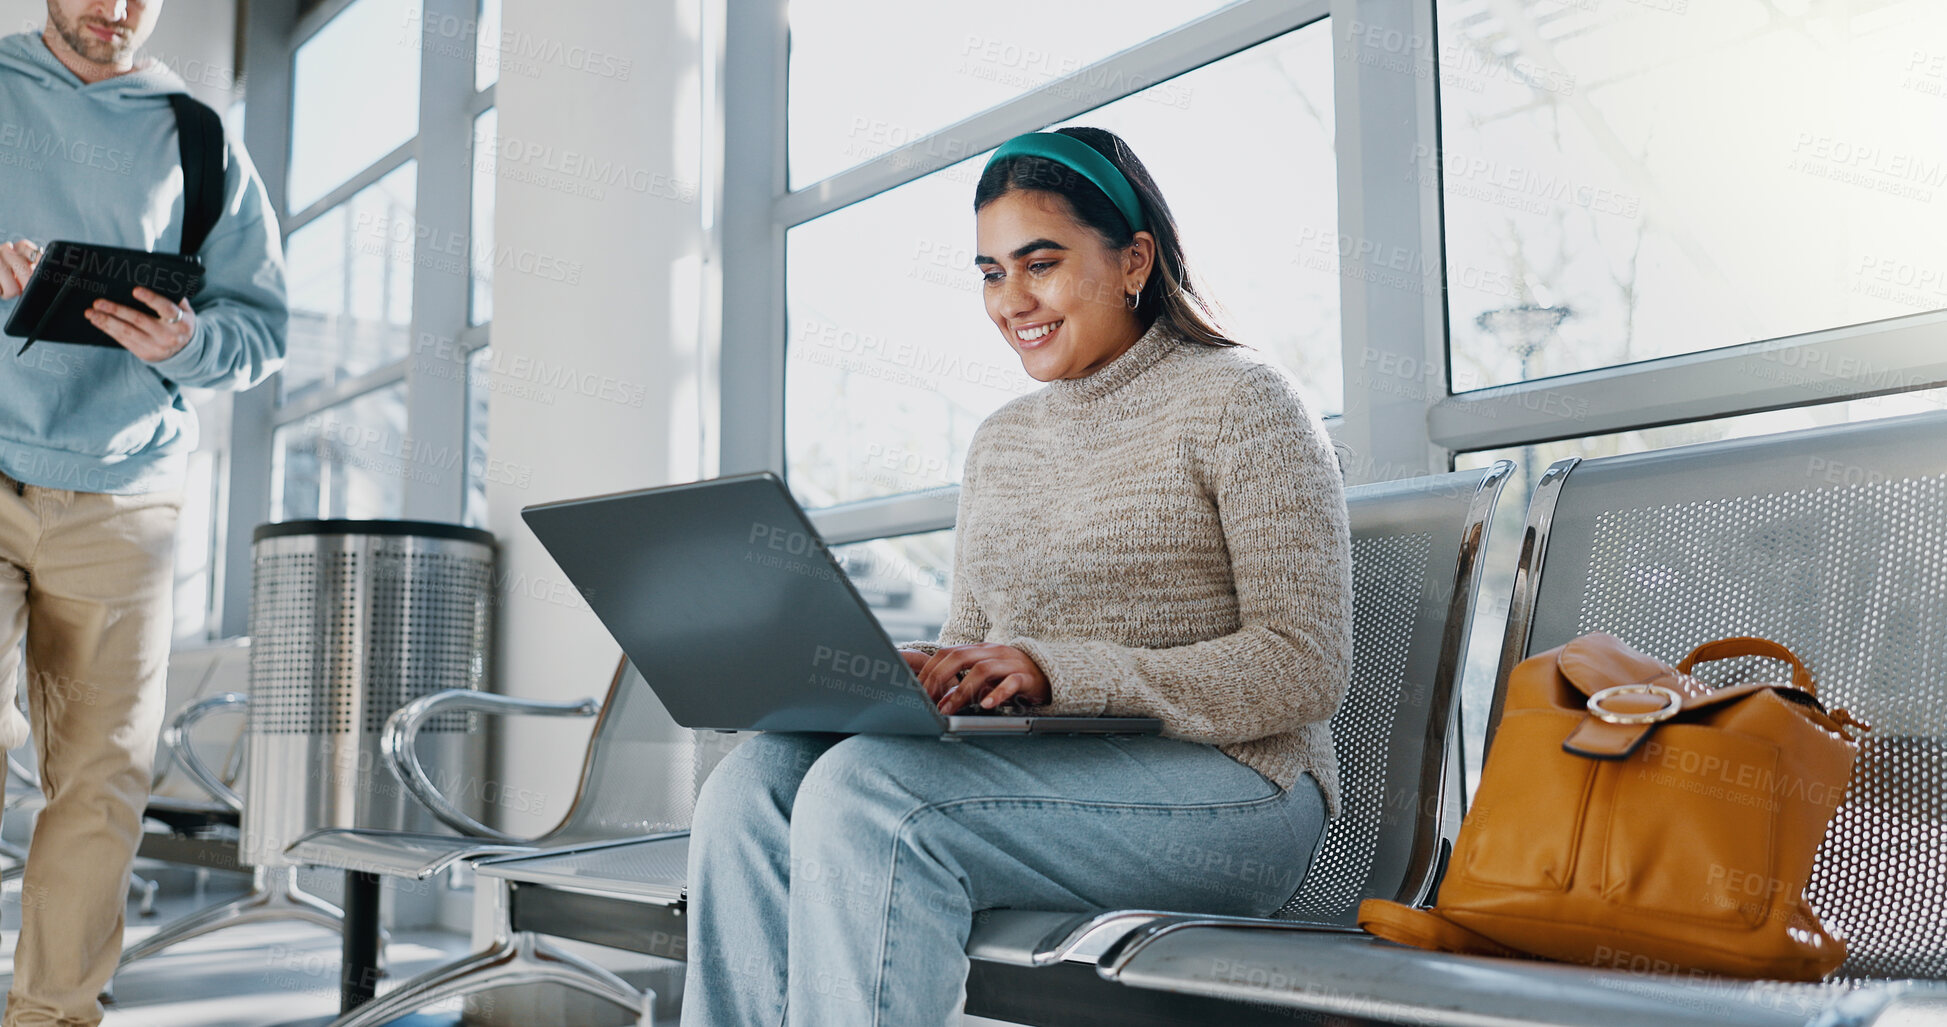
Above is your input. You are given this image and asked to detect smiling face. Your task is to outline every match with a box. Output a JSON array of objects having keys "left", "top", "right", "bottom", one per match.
[
  {"left": 44, "top": 0, "right": 160, "bottom": 79},
  {"left": 975, "top": 190, "right": 1154, "bottom": 382}
]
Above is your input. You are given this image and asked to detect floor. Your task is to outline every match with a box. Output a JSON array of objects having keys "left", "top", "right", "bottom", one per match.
[
  {"left": 0, "top": 870, "right": 1017, "bottom": 1026},
  {"left": 0, "top": 870, "right": 469, "bottom": 1027}
]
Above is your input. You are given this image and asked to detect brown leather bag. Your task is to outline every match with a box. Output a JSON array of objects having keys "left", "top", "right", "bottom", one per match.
[{"left": 1359, "top": 633, "right": 1867, "bottom": 981}]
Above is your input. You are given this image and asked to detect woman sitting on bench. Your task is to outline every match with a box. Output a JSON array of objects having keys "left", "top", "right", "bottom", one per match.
[{"left": 683, "top": 126, "right": 1353, "bottom": 1026}]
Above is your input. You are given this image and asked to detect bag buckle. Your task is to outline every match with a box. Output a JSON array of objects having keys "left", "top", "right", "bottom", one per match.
[{"left": 1586, "top": 683, "right": 1683, "bottom": 725}]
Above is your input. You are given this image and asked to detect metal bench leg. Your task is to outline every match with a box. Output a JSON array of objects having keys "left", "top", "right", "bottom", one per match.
[
  {"left": 327, "top": 878, "right": 650, "bottom": 1027},
  {"left": 129, "top": 869, "right": 159, "bottom": 918},
  {"left": 0, "top": 837, "right": 25, "bottom": 884},
  {"left": 326, "top": 933, "right": 649, "bottom": 1027},
  {"left": 117, "top": 866, "right": 346, "bottom": 968}
]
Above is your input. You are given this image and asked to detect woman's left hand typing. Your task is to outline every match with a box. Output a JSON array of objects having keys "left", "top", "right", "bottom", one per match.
[{"left": 917, "top": 644, "right": 1052, "bottom": 714}]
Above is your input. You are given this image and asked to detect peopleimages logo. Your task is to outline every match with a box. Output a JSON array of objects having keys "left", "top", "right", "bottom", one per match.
[
  {"left": 0, "top": 121, "right": 135, "bottom": 175},
  {"left": 469, "top": 349, "right": 648, "bottom": 408},
  {"left": 795, "top": 319, "right": 1039, "bottom": 397},
  {"left": 484, "top": 137, "right": 697, "bottom": 203},
  {"left": 301, "top": 414, "right": 534, "bottom": 489},
  {"left": 957, "top": 36, "right": 1194, "bottom": 110},
  {"left": 1786, "top": 133, "right": 1946, "bottom": 203},
  {"left": 352, "top": 210, "right": 585, "bottom": 286},
  {"left": 404, "top": 8, "right": 635, "bottom": 81},
  {"left": 1410, "top": 145, "right": 1641, "bottom": 219},
  {"left": 36, "top": 246, "right": 200, "bottom": 298}
]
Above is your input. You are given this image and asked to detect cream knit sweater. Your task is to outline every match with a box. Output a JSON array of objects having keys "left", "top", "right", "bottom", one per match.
[{"left": 919, "top": 324, "right": 1353, "bottom": 814}]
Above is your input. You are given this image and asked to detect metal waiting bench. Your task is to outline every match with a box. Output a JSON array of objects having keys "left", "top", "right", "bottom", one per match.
[
  {"left": 288, "top": 657, "right": 723, "bottom": 1027},
  {"left": 1093, "top": 410, "right": 1947, "bottom": 1024},
  {"left": 374, "top": 462, "right": 1513, "bottom": 1026}
]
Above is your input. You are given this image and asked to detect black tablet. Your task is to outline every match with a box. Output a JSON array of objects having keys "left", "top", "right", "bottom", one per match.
[{"left": 3, "top": 241, "right": 204, "bottom": 350}]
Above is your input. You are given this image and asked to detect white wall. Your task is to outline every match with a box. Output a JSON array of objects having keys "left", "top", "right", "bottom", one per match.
[
  {"left": 483, "top": 0, "right": 708, "bottom": 836},
  {"left": 0, "top": 0, "right": 243, "bottom": 110}
]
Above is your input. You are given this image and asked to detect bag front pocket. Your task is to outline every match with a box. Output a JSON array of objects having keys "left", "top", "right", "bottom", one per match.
[
  {"left": 1457, "top": 709, "right": 1597, "bottom": 891},
  {"left": 1602, "top": 724, "right": 1782, "bottom": 927}
]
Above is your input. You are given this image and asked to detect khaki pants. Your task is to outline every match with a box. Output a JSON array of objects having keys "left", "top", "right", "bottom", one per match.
[{"left": 0, "top": 470, "right": 180, "bottom": 1027}]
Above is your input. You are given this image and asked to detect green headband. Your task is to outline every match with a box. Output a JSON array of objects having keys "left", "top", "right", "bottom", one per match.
[{"left": 986, "top": 132, "right": 1147, "bottom": 233}]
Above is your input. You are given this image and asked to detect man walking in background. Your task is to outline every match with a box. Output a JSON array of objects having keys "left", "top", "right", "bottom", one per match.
[{"left": 0, "top": 1, "right": 286, "bottom": 1022}]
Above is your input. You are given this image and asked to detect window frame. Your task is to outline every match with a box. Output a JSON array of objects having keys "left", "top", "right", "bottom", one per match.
[
  {"left": 1430, "top": 310, "right": 1947, "bottom": 454},
  {"left": 1421, "top": 0, "right": 1947, "bottom": 456},
  {"left": 209, "top": 0, "right": 1947, "bottom": 632},
  {"left": 217, "top": 0, "right": 494, "bottom": 636},
  {"left": 719, "top": 0, "right": 1391, "bottom": 543},
  {"left": 722, "top": 0, "right": 1947, "bottom": 544}
]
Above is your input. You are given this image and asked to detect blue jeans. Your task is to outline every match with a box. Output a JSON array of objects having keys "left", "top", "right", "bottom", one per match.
[{"left": 680, "top": 731, "right": 1326, "bottom": 1026}]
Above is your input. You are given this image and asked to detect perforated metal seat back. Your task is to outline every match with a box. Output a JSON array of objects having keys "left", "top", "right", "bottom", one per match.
[
  {"left": 1275, "top": 464, "right": 1509, "bottom": 925},
  {"left": 547, "top": 660, "right": 732, "bottom": 845},
  {"left": 1514, "top": 410, "right": 1947, "bottom": 981}
]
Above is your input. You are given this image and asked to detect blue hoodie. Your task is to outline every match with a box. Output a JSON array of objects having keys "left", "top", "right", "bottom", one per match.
[{"left": 0, "top": 30, "right": 285, "bottom": 494}]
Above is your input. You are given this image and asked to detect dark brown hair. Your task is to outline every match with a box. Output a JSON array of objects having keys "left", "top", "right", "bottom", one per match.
[{"left": 974, "top": 126, "right": 1236, "bottom": 349}]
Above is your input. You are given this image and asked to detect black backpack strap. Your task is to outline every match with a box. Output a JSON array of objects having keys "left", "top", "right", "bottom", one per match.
[{"left": 167, "top": 93, "right": 228, "bottom": 258}]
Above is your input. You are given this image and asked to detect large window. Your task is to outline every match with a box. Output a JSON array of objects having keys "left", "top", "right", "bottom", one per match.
[
  {"left": 754, "top": 0, "right": 1947, "bottom": 512},
  {"left": 469, "top": 108, "right": 498, "bottom": 326},
  {"left": 271, "top": 383, "right": 411, "bottom": 521},
  {"left": 740, "top": 0, "right": 1947, "bottom": 761},
  {"left": 288, "top": 0, "right": 422, "bottom": 213},
  {"left": 1067, "top": 24, "right": 1338, "bottom": 412},
  {"left": 462, "top": 102, "right": 498, "bottom": 526},
  {"left": 1438, "top": 0, "right": 1947, "bottom": 390},
  {"left": 281, "top": 161, "right": 418, "bottom": 401},
  {"left": 783, "top": 16, "right": 1338, "bottom": 508},
  {"left": 784, "top": 154, "right": 1023, "bottom": 508},
  {"left": 786, "top": 0, "right": 1244, "bottom": 187},
  {"left": 213, "top": 0, "right": 1944, "bottom": 658},
  {"left": 463, "top": 344, "right": 494, "bottom": 528},
  {"left": 254, "top": 0, "right": 497, "bottom": 536},
  {"left": 474, "top": 0, "right": 502, "bottom": 91},
  {"left": 172, "top": 392, "right": 224, "bottom": 640},
  {"left": 832, "top": 531, "right": 955, "bottom": 643}
]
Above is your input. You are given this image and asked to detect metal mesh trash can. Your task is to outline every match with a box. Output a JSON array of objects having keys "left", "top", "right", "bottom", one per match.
[{"left": 241, "top": 520, "right": 495, "bottom": 868}]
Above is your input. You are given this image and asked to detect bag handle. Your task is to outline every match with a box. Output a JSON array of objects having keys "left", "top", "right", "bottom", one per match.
[{"left": 1677, "top": 637, "right": 1815, "bottom": 696}]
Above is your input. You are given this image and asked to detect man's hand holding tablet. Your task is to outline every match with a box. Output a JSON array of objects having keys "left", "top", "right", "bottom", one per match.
[
  {"left": 85, "top": 285, "right": 198, "bottom": 361},
  {"left": 3, "top": 239, "right": 205, "bottom": 358}
]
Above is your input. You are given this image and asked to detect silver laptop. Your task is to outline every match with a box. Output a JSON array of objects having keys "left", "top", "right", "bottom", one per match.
[{"left": 522, "top": 473, "right": 1162, "bottom": 737}]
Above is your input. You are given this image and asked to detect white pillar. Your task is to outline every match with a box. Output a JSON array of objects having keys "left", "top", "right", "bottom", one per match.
[{"left": 485, "top": 0, "right": 707, "bottom": 836}]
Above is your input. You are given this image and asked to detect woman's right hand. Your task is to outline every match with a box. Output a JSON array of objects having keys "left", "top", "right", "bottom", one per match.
[
  {"left": 911, "top": 644, "right": 1051, "bottom": 713},
  {"left": 0, "top": 239, "right": 43, "bottom": 300}
]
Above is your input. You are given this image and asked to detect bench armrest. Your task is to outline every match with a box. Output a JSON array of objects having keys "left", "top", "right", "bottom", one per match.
[
  {"left": 381, "top": 690, "right": 599, "bottom": 843},
  {"left": 6, "top": 751, "right": 38, "bottom": 793},
  {"left": 164, "top": 692, "right": 248, "bottom": 813},
  {"left": 1099, "top": 914, "right": 1362, "bottom": 976}
]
